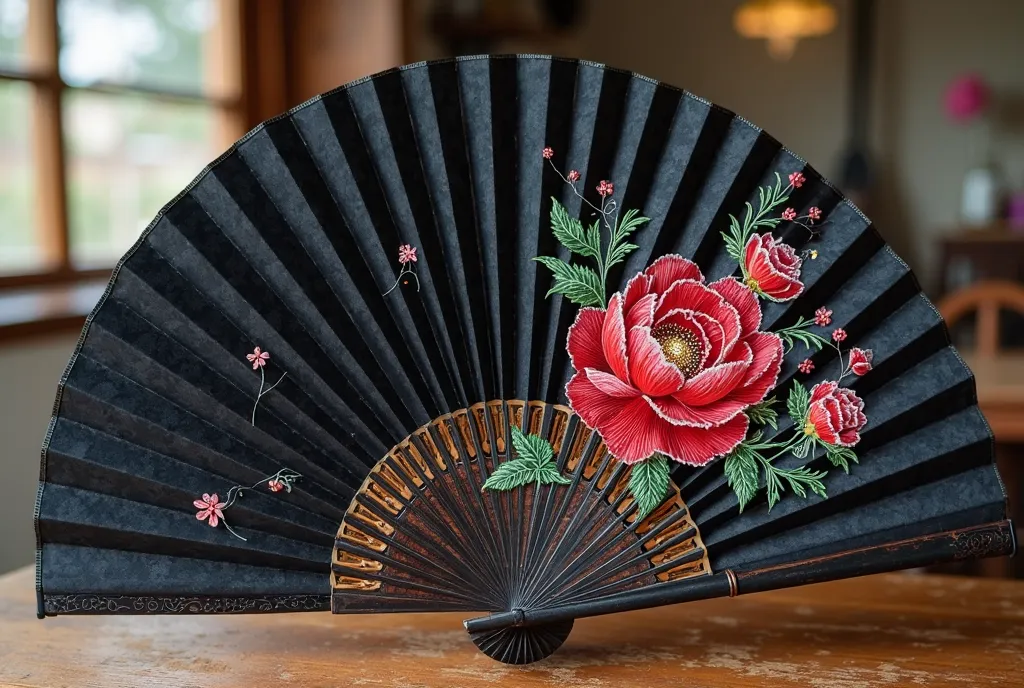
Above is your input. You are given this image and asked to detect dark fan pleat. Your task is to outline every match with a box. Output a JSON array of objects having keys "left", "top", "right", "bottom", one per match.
[{"left": 36, "top": 55, "right": 1005, "bottom": 618}]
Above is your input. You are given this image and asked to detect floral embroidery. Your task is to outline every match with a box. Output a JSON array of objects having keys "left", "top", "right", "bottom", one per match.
[
  {"left": 248, "top": 347, "right": 287, "bottom": 425},
  {"left": 384, "top": 244, "right": 421, "bottom": 295},
  {"left": 527, "top": 150, "right": 866, "bottom": 517},
  {"left": 193, "top": 469, "right": 302, "bottom": 541}
]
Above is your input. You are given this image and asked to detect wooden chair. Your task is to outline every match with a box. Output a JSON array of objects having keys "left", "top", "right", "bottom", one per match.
[
  {"left": 937, "top": 280, "right": 1024, "bottom": 578},
  {"left": 938, "top": 280, "right": 1024, "bottom": 355}
]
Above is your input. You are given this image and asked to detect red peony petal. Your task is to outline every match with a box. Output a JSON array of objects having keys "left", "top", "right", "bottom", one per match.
[
  {"left": 622, "top": 271, "right": 653, "bottom": 313},
  {"left": 586, "top": 368, "right": 642, "bottom": 398},
  {"left": 625, "top": 293, "right": 658, "bottom": 332},
  {"left": 602, "top": 293, "right": 630, "bottom": 383},
  {"left": 677, "top": 356, "right": 751, "bottom": 406},
  {"left": 594, "top": 396, "right": 664, "bottom": 464},
  {"left": 645, "top": 254, "right": 703, "bottom": 294},
  {"left": 657, "top": 280, "right": 742, "bottom": 355},
  {"left": 626, "top": 327, "right": 686, "bottom": 397},
  {"left": 656, "top": 413, "right": 749, "bottom": 467},
  {"left": 567, "top": 307, "right": 610, "bottom": 373},
  {"left": 648, "top": 394, "right": 746, "bottom": 428},
  {"left": 710, "top": 277, "right": 762, "bottom": 335},
  {"left": 810, "top": 381, "right": 838, "bottom": 404},
  {"left": 566, "top": 372, "right": 625, "bottom": 431}
]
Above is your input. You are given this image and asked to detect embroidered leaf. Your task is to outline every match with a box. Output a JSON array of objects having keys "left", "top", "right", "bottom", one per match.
[
  {"left": 607, "top": 241, "right": 640, "bottom": 267},
  {"left": 746, "top": 397, "right": 779, "bottom": 430},
  {"left": 481, "top": 460, "right": 537, "bottom": 491},
  {"left": 509, "top": 426, "right": 553, "bottom": 469},
  {"left": 628, "top": 454, "right": 671, "bottom": 519},
  {"left": 825, "top": 445, "right": 858, "bottom": 473},
  {"left": 758, "top": 455, "right": 828, "bottom": 511},
  {"left": 775, "top": 316, "right": 830, "bottom": 353},
  {"left": 535, "top": 463, "right": 573, "bottom": 486},
  {"left": 786, "top": 381, "right": 811, "bottom": 424},
  {"left": 791, "top": 436, "right": 814, "bottom": 458},
  {"left": 550, "top": 198, "right": 601, "bottom": 259},
  {"left": 606, "top": 208, "right": 648, "bottom": 269},
  {"left": 533, "top": 256, "right": 605, "bottom": 307},
  {"left": 724, "top": 445, "right": 759, "bottom": 513}
]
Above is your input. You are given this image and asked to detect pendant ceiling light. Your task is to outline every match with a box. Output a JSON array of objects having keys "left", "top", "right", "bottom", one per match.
[{"left": 735, "top": 0, "right": 837, "bottom": 60}]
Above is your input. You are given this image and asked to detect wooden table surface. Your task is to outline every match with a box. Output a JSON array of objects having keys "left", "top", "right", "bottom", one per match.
[{"left": 2, "top": 567, "right": 1023, "bottom": 687}]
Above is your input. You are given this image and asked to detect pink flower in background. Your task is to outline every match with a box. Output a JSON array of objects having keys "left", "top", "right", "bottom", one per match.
[
  {"left": 814, "top": 307, "right": 833, "bottom": 327},
  {"left": 798, "top": 359, "right": 815, "bottom": 374},
  {"left": 782, "top": 207, "right": 797, "bottom": 221},
  {"left": 944, "top": 74, "right": 989, "bottom": 124},
  {"left": 597, "top": 180, "right": 614, "bottom": 197},
  {"left": 832, "top": 328, "right": 847, "bottom": 343},
  {"left": 246, "top": 347, "right": 270, "bottom": 369},
  {"left": 194, "top": 493, "right": 225, "bottom": 528},
  {"left": 808, "top": 207, "right": 822, "bottom": 221},
  {"left": 567, "top": 169, "right": 581, "bottom": 182},
  {"left": 789, "top": 172, "right": 806, "bottom": 188},
  {"left": 849, "top": 348, "right": 873, "bottom": 376},
  {"left": 398, "top": 244, "right": 418, "bottom": 264},
  {"left": 542, "top": 146, "right": 554, "bottom": 159}
]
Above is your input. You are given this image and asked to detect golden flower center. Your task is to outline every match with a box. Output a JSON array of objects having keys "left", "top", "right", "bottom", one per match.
[{"left": 651, "top": 323, "right": 703, "bottom": 378}]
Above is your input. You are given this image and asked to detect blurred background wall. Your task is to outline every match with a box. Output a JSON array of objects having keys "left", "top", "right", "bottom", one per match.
[{"left": 1, "top": 0, "right": 1022, "bottom": 574}]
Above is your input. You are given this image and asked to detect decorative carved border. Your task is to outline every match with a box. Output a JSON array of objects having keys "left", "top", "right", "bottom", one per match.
[{"left": 42, "top": 593, "right": 330, "bottom": 615}]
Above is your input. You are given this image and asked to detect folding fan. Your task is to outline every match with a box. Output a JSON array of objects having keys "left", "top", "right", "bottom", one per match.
[{"left": 34, "top": 55, "right": 1013, "bottom": 665}]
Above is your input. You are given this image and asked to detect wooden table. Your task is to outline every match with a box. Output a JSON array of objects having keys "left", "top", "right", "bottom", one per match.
[{"left": 2, "top": 567, "right": 1023, "bottom": 687}]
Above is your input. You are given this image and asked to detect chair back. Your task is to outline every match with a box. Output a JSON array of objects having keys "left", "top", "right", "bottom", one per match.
[{"left": 937, "top": 280, "right": 1024, "bottom": 356}]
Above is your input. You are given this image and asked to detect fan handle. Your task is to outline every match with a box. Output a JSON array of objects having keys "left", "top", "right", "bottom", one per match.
[{"left": 465, "top": 519, "right": 1015, "bottom": 634}]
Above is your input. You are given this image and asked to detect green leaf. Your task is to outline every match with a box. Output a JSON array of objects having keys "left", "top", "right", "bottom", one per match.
[
  {"left": 481, "top": 460, "right": 536, "bottom": 491},
  {"left": 533, "top": 256, "right": 605, "bottom": 306},
  {"left": 724, "top": 446, "right": 759, "bottom": 513},
  {"left": 509, "top": 426, "right": 553, "bottom": 469},
  {"left": 746, "top": 397, "right": 778, "bottom": 430},
  {"left": 615, "top": 208, "right": 650, "bottom": 237},
  {"left": 606, "top": 208, "right": 648, "bottom": 270},
  {"left": 535, "top": 464, "right": 573, "bottom": 486},
  {"left": 775, "top": 316, "right": 829, "bottom": 353},
  {"left": 550, "top": 198, "right": 601, "bottom": 259},
  {"left": 628, "top": 454, "right": 671, "bottom": 520},
  {"left": 825, "top": 445, "right": 858, "bottom": 474},
  {"left": 786, "top": 381, "right": 810, "bottom": 425}
]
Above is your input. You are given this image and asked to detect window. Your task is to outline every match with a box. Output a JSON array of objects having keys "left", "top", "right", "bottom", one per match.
[{"left": 0, "top": 0, "right": 243, "bottom": 283}]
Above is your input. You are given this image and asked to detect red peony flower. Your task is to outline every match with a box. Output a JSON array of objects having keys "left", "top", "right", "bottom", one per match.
[
  {"left": 781, "top": 207, "right": 797, "bottom": 221},
  {"left": 848, "top": 348, "right": 873, "bottom": 376},
  {"left": 789, "top": 171, "right": 806, "bottom": 188},
  {"left": 194, "top": 493, "right": 225, "bottom": 528},
  {"left": 246, "top": 347, "right": 270, "bottom": 369},
  {"left": 808, "top": 206, "right": 822, "bottom": 221},
  {"left": 798, "top": 359, "right": 815, "bottom": 374},
  {"left": 742, "top": 233, "right": 804, "bottom": 301},
  {"left": 832, "top": 328, "right": 847, "bottom": 343},
  {"left": 567, "top": 169, "right": 581, "bottom": 182},
  {"left": 597, "top": 180, "right": 614, "bottom": 197},
  {"left": 804, "top": 381, "right": 866, "bottom": 447},
  {"left": 542, "top": 146, "right": 554, "bottom": 159},
  {"left": 565, "top": 255, "right": 784, "bottom": 467},
  {"left": 814, "top": 307, "right": 832, "bottom": 326}
]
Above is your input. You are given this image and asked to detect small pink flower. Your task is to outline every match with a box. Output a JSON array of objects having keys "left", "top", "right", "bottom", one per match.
[
  {"left": 194, "top": 493, "right": 225, "bottom": 528},
  {"left": 814, "top": 307, "right": 833, "bottom": 327},
  {"left": 832, "top": 328, "right": 847, "bottom": 343},
  {"left": 849, "top": 348, "right": 873, "bottom": 376},
  {"left": 542, "top": 146, "right": 554, "bottom": 160},
  {"left": 781, "top": 207, "right": 797, "bottom": 221},
  {"left": 789, "top": 171, "right": 806, "bottom": 188},
  {"left": 567, "top": 169, "right": 580, "bottom": 182},
  {"left": 798, "top": 359, "right": 815, "bottom": 374},
  {"left": 246, "top": 347, "right": 270, "bottom": 370},
  {"left": 268, "top": 479, "right": 284, "bottom": 493},
  {"left": 398, "top": 244, "right": 418, "bottom": 264},
  {"left": 808, "top": 206, "right": 822, "bottom": 221},
  {"left": 597, "top": 180, "right": 614, "bottom": 198}
]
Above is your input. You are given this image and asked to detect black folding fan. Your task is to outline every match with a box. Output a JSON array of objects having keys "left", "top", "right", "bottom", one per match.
[{"left": 34, "top": 55, "right": 1013, "bottom": 665}]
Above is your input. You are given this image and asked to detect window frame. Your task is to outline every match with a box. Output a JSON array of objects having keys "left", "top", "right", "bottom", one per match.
[{"left": 0, "top": 0, "right": 247, "bottom": 290}]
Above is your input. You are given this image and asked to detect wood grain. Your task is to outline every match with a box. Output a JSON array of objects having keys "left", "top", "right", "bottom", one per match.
[{"left": 3, "top": 566, "right": 1023, "bottom": 687}]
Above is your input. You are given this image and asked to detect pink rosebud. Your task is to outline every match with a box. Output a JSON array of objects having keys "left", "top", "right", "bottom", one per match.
[
  {"left": 246, "top": 347, "right": 270, "bottom": 370},
  {"left": 397, "top": 244, "right": 418, "bottom": 264},
  {"left": 597, "top": 180, "right": 614, "bottom": 197},
  {"left": 814, "top": 307, "right": 833, "bottom": 327},
  {"left": 193, "top": 493, "right": 225, "bottom": 528},
  {"left": 849, "top": 348, "right": 873, "bottom": 376},
  {"left": 789, "top": 171, "right": 806, "bottom": 188},
  {"left": 782, "top": 207, "right": 797, "bottom": 221},
  {"left": 268, "top": 479, "right": 284, "bottom": 493},
  {"left": 808, "top": 207, "right": 822, "bottom": 221},
  {"left": 832, "top": 328, "right": 847, "bottom": 343},
  {"left": 567, "top": 169, "right": 580, "bottom": 182},
  {"left": 798, "top": 359, "right": 815, "bottom": 374},
  {"left": 542, "top": 146, "right": 554, "bottom": 160}
]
